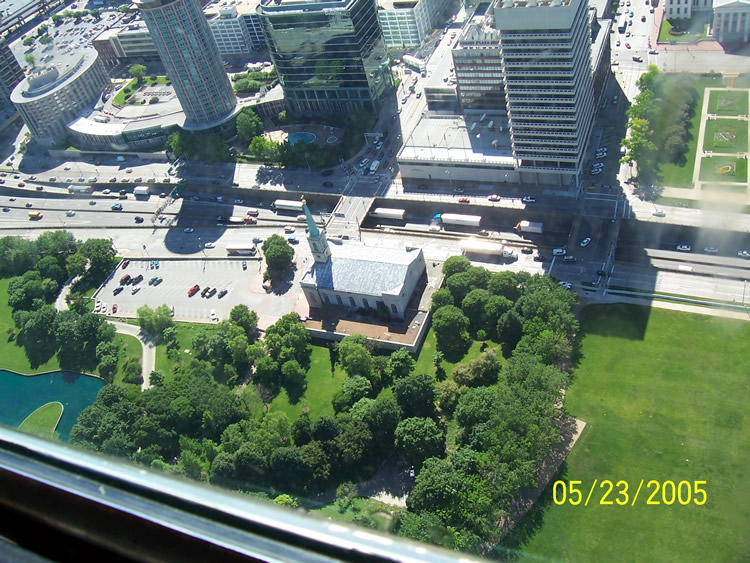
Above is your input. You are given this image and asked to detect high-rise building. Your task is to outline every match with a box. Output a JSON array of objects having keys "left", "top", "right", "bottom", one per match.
[
  {"left": 0, "top": 34, "right": 23, "bottom": 101},
  {"left": 257, "top": 0, "right": 393, "bottom": 115},
  {"left": 135, "top": 0, "right": 237, "bottom": 129},
  {"left": 377, "top": 0, "right": 452, "bottom": 48},
  {"left": 493, "top": 0, "right": 594, "bottom": 171}
]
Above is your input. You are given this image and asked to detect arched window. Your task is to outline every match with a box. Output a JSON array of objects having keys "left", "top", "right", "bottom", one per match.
[
  {"left": 336, "top": 295, "right": 343, "bottom": 305},
  {"left": 391, "top": 304, "right": 398, "bottom": 315}
]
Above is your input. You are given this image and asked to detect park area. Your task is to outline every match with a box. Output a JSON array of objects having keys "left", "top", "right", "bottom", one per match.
[
  {"left": 658, "top": 13, "right": 711, "bottom": 44},
  {"left": 702, "top": 119, "right": 748, "bottom": 153},
  {"left": 502, "top": 304, "right": 750, "bottom": 562},
  {"left": 698, "top": 156, "right": 748, "bottom": 182},
  {"left": 708, "top": 90, "right": 749, "bottom": 116}
]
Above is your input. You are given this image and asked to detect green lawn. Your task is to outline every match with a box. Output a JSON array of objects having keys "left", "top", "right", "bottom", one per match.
[
  {"left": 699, "top": 156, "right": 748, "bottom": 182},
  {"left": 18, "top": 401, "right": 63, "bottom": 439},
  {"left": 268, "top": 344, "right": 345, "bottom": 423},
  {"left": 658, "top": 14, "right": 710, "bottom": 43},
  {"left": 310, "top": 496, "right": 403, "bottom": 532},
  {"left": 503, "top": 304, "right": 750, "bottom": 562},
  {"left": 112, "top": 333, "right": 143, "bottom": 391},
  {"left": 154, "top": 321, "right": 220, "bottom": 382},
  {"left": 658, "top": 76, "right": 724, "bottom": 188},
  {"left": 414, "top": 327, "right": 502, "bottom": 380},
  {"left": 113, "top": 76, "right": 171, "bottom": 106},
  {"left": 702, "top": 118, "right": 748, "bottom": 153},
  {"left": 708, "top": 90, "right": 749, "bottom": 116}
]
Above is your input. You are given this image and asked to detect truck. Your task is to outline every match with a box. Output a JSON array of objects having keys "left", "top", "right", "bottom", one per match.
[
  {"left": 432, "top": 213, "right": 482, "bottom": 228},
  {"left": 134, "top": 186, "right": 150, "bottom": 197},
  {"left": 67, "top": 184, "right": 93, "bottom": 194},
  {"left": 273, "top": 199, "right": 305, "bottom": 213},
  {"left": 402, "top": 54, "right": 426, "bottom": 74},
  {"left": 459, "top": 239, "right": 516, "bottom": 259},
  {"left": 28, "top": 211, "right": 43, "bottom": 220},
  {"left": 514, "top": 220, "right": 543, "bottom": 234},
  {"left": 369, "top": 208, "right": 406, "bottom": 221},
  {"left": 228, "top": 216, "right": 254, "bottom": 224}
]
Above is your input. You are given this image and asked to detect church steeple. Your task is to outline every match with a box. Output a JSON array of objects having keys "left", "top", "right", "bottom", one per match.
[{"left": 303, "top": 198, "right": 330, "bottom": 263}]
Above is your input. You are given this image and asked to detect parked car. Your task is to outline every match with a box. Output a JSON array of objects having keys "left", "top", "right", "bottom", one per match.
[
  {"left": 122, "top": 259, "right": 130, "bottom": 269},
  {"left": 563, "top": 255, "right": 577, "bottom": 262},
  {"left": 287, "top": 237, "right": 299, "bottom": 244},
  {"left": 134, "top": 216, "right": 144, "bottom": 223},
  {"left": 458, "top": 197, "right": 470, "bottom": 203},
  {"left": 521, "top": 195, "right": 536, "bottom": 203},
  {"left": 204, "top": 242, "right": 216, "bottom": 249},
  {"left": 558, "top": 281, "right": 572, "bottom": 290},
  {"left": 553, "top": 248, "right": 566, "bottom": 256},
  {"left": 113, "top": 286, "right": 124, "bottom": 296},
  {"left": 580, "top": 237, "right": 591, "bottom": 247},
  {"left": 652, "top": 209, "right": 666, "bottom": 217},
  {"left": 488, "top": 194, "right": 501, "bottom": 201},
  {"left": 218, "top": 289, "right": 228, "bottom": 298},
  {"left": 676, "top": 244, "right": 692, "bottom": 252},
  {"left": 188, "top": 284, "right": 200, "bottom": 296},
  {"left": 703, "top": 246, "right": 719, "bottom": 254},
  {"left": 242, "top": 261, "right": 247, "bottom": 270},
  {"left": 132, "top": 274, "right": 143, "bottom": 284},
  {"left": 120, "top": 274, "right": 131, "bottom": 285},
  {"left": 521, "top": 247, "right": 534, "bottom": 254},
  {"left": 131, "top": 286, "right": 140, "bottom": 295},
  {"left": 112, "top": 304, "right": 118, "bottom": 314}
]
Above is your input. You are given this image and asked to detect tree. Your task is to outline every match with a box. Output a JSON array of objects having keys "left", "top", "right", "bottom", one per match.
[
  {"left": 263, "top": 313, "right": 310, "bottom": 365},
  {"left": 236, "top": 108, "right": 263, "bottom": 142},
  {"left": 334, "top": 419, "right": 372, "bottom": 468},
  {"left": 261, "top": 235, "right": 294, "bottom": 276},
  {"left": 335, "top": 481, "right": 358, "bottom": 512},
  {"left": 454, "top": 386, "right": 498, "bottom": 432},
  {"left": 149, "top": 96, "right": 159, "bottom": 104},
  {"left": 497, "top": 310, "right": 523, "bottom": 357},
  {"left": 281, "top": 359, "right": 307, "bottom": 402},
  {"left": 337, "top": 337, "right": 373, "bottom": 379},
  {"left": 394, "top": 373, "right": 436, "bottom": 418},
  {"left": 248, "top": 136, "right": 279, "bottom": 161},
  {"left": 136, "top": 304, "right": 175, "bottom": 343},
  {"left": 299, "top": 440, "right": 331, "bottom": 485},
  {"left": 333, "top": 375, "right": 371, "bottom": 413},
  {"left": 129, "top": 64, "right": 146, "bottom": 82},
  {"left": 166, "top": 132, "right": 185, "bottom": 158},
  {"left": 254, "top": 355, "right": 280, "bottom": 392},
  {"left": 398, "top": 511, "right": 455, "bottom": 549},
  {"left": 23, "top": 37, "right": 34, "bottom": 47},
  {"left": 273, "top": 494, "right": 298, "bottom": 508},
  {"left": 268, "top": 447, "right": 306, "bottom": 491},
  {"left": 436, "top": 379, "right": 463, "bottom": 416},
  {"left": 442, "top": 255, "right": 471, "bottom": 278},
  {"left": 461, "top": 289, "right": 489, "bottom": 332},
  {"left": 385, "top": 348, "right": 415, "bottom": 382},
  {"left": 430, "top": 288, "right": 454, "bottom": 313},
  {"left": 229, "top": 304, "right": 258, "bottom": 341},
  {"left": 291, "top": 415, "right": 312, "bottom": 446},
  {"left": 312, "top": 415, "right": 340, "bottom": 442},
  {"left": 394, "top": 417, "right": 444, "bottom": 467},
  {"left": 452, "top": 349, "right": 500, "bottom": 387},
  {"left": 432, "top": 306, "right": 470, "bottom": 357}
]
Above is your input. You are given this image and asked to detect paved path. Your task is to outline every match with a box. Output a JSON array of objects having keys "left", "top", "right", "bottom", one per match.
[
  {"left": 110, "top": 321, "right": 156, "bottom": 390},
  {"left": 54, "top": 274, "right": 82, "bottom": 312},
  {"left": 584, "top": 290, "right": 750, "bottom": 321}
]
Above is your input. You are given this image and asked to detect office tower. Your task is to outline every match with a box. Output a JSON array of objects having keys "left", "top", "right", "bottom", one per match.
[
  {"left": 136, "top": 0, "right": 237, "bottom": 128},
  {"left": 257, "top": 0, "right": 393, "bottom": 115}
]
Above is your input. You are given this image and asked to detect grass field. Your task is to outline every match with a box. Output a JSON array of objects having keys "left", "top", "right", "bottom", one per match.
[
  {"left": 268, "top": 344, "right": 345, "bottom": 423},
  {"left": 413, "top": 327, "right": 502, "bottom": 380},
  {"left": 658, "top": 76, "right": 724, "bottom": 188},
  {"left": 658, "top": 14, "right": 710, "bottom": 43},
  {"left": 18, "top": 401, "right": 63, "bottom": 439},
  {"left": 702, "top": 119, "right": 748, "bottom": 153},
  {"left": 707, "top": 90, "right": 749, "bottom": 116},
  {"left": 310, "top": 496, "right": 403, "bottom": 532},
  {"left": 113, "top": 76, "right": 170, "bottom": 106},
  {"left": 502, "top": 304, "right": 750, "bottom": 562},
  {"left": 699, "top": 156, "right": 748, "bottom": 182},
  {"left": 153, "top": 322, "right": 220, "bottom": 382}
]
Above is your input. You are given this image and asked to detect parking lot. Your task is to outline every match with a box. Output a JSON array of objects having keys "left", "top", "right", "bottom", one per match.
[{"left": 94, "top": 257, "right": 308, "bottom": 326}]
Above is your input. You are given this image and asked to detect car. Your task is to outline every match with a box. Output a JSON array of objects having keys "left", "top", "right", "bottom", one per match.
[
  {"left": 28, "top": 175, "right": 37, "bottom": 181},
  {"left": 242, "top": 261, "right": 247, "bottom": 270},
  {"left": 205, "top": 287, "right": 217, "bottom": 298},
  {"left": 676, "top": 244, "right": 692, "bottom": 252},
  {"left": 629, "top": 10, "right": 634, "bottom": 15},
  {"left": 648, "top": 49, "right": 659, "bottom": 55},
  {"left": 245, "top": 216, "right": 257, "bottom": 225},
  {"left": 2, "top": 207, "right": 9, "bottom": 212},
  {"left": 131, "top": 286, "right": 140, "bottom": 295},
  {"left": 65, "top": 209, "right": 76, "bottom": 217},
  {"left": 216, "top": 222, "right": 224, "bottom": 227},
  {"left": 204, "top": 242, "right": 216, "bottom": 249},
  {"left": 558, "top": 281, "right": 572, "bottom": 290},
  {"left": 191, "top": 196, "right": 200, "bottom": 201},
  {"left": 113, "top": 286, "right": 124, "bottom": 296},
  {"left": 488, "top": 194, "right": 501, "bottom": 201},
  {"left": 183, "top": 228, "right": 194, "bottom": 233},
  {"left": 409, "top": 466, "right": 415, "bottom": 479},
  {"left": 284, "top": 226, "right": 295, "bottom": 233},
  {"left": 522, "top": 195, "right": 536, "bottom": 203},
  {"left": 553, "top": 248, "right": 567, "bottom": 256},
  {"left": 591, "top": 169, "right": 602, "bottom": 175},
  {"left": 592, "top": 162, "right": 604, "bottom": 169},
  {"left": 63, "top": 166, "right": 71, "bottom": 171},
  {"left": 8, "top": 196, "right": 14, "bottom": 200},
  {"left": 641, "top": 14, "right": 646, "bottom": 21},
  {"left": 616, "top": 39, "right": 621, "bottom": 46},
  {"left": 13, "top": 174, "right": 20, "bottom": 179},
  {"left": 188, "top": 284, "right": 200, "bottom": 297},
  {"left": 120, "top": 177, "right": 130, "bottom": 183},
  {"left": 597, "top": 270, "right": 609, "bottom": 277},
  {"left": 126, "top": 168, "right": 133, "bottom": 173},
  {"left": 625, "top": 42, "right": 631, "bottom": 48},
  {"left": 458, "top": 197, "right": 470, "bottom": 203},
  {"left": 322, "top": 169, "right": 334, "bottom": 176},
  {"left": 650, "top": 6, "right": 654, "bottom": 11},
  {"left": 703, "top": 246, "right": 719, "bottom": 254},
  {"left": 632, "top": 55, "right": 643, "bottom": 62},
  {"left": 132, "top": 274, "right": 143, "bottom": 284},
  {"left": 478, "top": 230, "right": 491, "bottom": 237},
  {"left": 215, "top": 196, "right": 223, "bottom": 202},
  {"left": 246, "top": 208, "right": 260, "bottom": 217},
  {"left": 102, "top": 188, "right": 111, "bottom": 195},
  {"left": 25, "top": 202, "right": 32, "bottom": 208},
  {"left": 595, "top": 153, "right": 607, "bottom": 160},
  {"left": 580, "top": 237, "right": 591, "bottom": 247},
  {"left": 287, "top": 237, "right": 299, "bottom": 244},
  {"left": 122, "top": 259, "right": 130, "bottom": 269},
  {"left": 613, "top": 95, "right": 619, "bottom": 103},
  {"left": 323, "top": 181, "right": 334, "bottom": 188},
  {"left": 738, "top": 250, "right": 750, "bottom": 258},
  {"left": 652, "top": 209, "right": 666, "bottom": 217},
  {"left": 94, "top": 301, "right": 101, "bottom": 313},
  {"left": 454, "top": 187, "right": 465, "bottom": 194},
  {"left": 359, "top": 158, "right": 369, "bottom": 168},
  {"left": 149, "top": 276, "right": 157, "bottom": 285},
  {"left": 200, "top": 286, "right": 211, "bottom": 298},
  {"left": 521, "top": 247, "right": 534, "bottom": 254},
  {"left": 234, "top": 199, "right": 244, "bottom": 204},
  {"left": 563, "top": 255, "right": 577, "bottom": 262},
  {"left": 209, "top": 309, "right": 218, "bottom": 321},
  {"left": 112, "top": 304, "right": 118, "bottom": 314},
  {"left": 218, "top": 289, "right": 228, "bottom": 299},
  {"left": 18, "top": 182, "right": 25, "bottom": 187},
  {"left": 111, "top": 203, "right": 122, "bottom": 211},
  {"left": 134, "top": 216, "right": 144, "bottom": 223},
  {"left": 89, "top": 200, "right": 96, "bottom": 206}
]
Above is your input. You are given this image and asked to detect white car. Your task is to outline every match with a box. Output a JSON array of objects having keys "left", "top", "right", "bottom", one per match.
[
  {"left": 204, "top": 242, "right": 216, "bottom": 248},
  {"left": 209, "top": 309, "right": 217, "bottom": 321},
  {"left": 558, "top": 281, "right": 572, "bottom": 290},
  {"left": 488, "top": 194, "right": 501, "bottom": 201},
  {"left": 591, "top": 169, "right": 603, "bottom": 175},
  {"left": 66, "top": 210, "right": 76, "bottom": 217},
  {"left": 64, "top": 165, "right": 71, "bottom": 171},
  {"left": 703, "top": 247, "right": 719, "bottom": 254},
  {"left": 580, "top": 237, "right": 591, "bottom": 247},
  {"left": 134, "top": 177, "right": 142, "bottom": 183},
  {"left": 553, "top": 248, "right": 566, "bottom": 256},
  {"left": 94, "top": 301, "right": 101, "bottom": 312},
  {"left": 592, "top": 162, "right": 605, "bottom": 169},
  {"left": 109, "top": 176, "right": 117, "bottom": 182},
  {"left": 234, "top": 199, "right": 244, "bottom": 204},
  {"left": 125, "top": 168, "right": 133, "bottom": 173},
  {"left": 102, "top": 189, "right": 111, "bottom": 194},
  {"left": 284, "top": 225, "right": 295, "bottom": 233},
  {"left": 652, "top": 209, "right": 666, "bottom": 217},
  {"left": 183, "top": 227, "right": 194, "bottom": 233},
  {"left": 131, "top": 286, "right": 140, "bottom": 295},
  {"left": 359, "top": 158, "right": 369, "bottom": 168},
  {"left": 522, "top": 195, "right": 537, "bottom": 203}
]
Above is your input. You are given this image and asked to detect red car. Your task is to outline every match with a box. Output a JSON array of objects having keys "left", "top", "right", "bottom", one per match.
[
  {"left": 458, "top": 197, "right": 470, "bottom": 203},
  {"left": 112, "top": 304, "right": 118, "bottom": 314},
  {"left": 18, "top": 182, "right": 25, "bottom": 187},
  {"left": 122, "top": 259, "right": 130, "bottom": 269},
  {"left": 245, "top": 216, "right": 257, "bottom": 224},
  {"left": 188, "top": 284, "right": 200, "bottom": 297},
  {"left": 625, "top": 43, "right": 631, "bottom": 49}
]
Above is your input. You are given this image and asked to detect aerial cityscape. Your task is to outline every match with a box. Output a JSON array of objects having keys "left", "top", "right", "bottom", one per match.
[{"left": 0, "top": 0, "right": 748, "bottom": 559}]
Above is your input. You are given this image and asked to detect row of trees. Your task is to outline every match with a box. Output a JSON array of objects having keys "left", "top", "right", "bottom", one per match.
[
  {"left": 166, "top": 131, "right": 231, "bottom": 162},
  {"left": 232, "top": 70, "right": 277, "bottom": 95},
  {"left": 621, "top": 66, "right": 699, "bottom": 199}
]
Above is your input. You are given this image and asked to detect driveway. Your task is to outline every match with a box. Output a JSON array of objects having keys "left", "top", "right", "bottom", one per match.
[{"left": 110, "top": 321, "right": 155, "bottom": 391}]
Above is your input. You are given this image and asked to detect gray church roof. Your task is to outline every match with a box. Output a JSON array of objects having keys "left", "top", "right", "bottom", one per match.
[{"left": 303, "top": 244, "right": 422, "bottom": 296}]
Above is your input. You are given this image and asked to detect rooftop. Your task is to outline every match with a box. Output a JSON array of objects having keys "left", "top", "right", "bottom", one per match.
[
  {"left": 377, "top": 0, "right": 419, "bottom": 10},
  {"left": 494, "top": 0, "right": 571, "bottom": 8},
  {"left": 302, "top": 244, "right": 423, "bottom": 297},
  {"left": 204, "top": 0, "right": 264, "bottom": 15}
]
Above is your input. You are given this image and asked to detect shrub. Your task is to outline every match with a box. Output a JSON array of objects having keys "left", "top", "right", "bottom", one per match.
[{"left": 149, "top": 96, "right": 159, "bottom": 104}]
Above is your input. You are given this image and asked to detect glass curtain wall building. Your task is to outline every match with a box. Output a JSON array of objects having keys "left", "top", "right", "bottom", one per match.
[
  {"left": 257, "top": 0, "right": 393, "bottom": 115},
  {"left": 135, "top": 0, "right": 237, "bottom": 129}
]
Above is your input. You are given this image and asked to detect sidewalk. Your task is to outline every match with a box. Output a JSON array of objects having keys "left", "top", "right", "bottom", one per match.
[
  {"left": 110, "top": 321, "right": 156, "bottom": 390},
  {"left": 584, "top": 291, "right": 750, "bottom": 321}
]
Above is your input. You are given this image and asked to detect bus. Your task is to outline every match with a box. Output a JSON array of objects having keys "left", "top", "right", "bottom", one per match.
[
  {"left": 226, "top": 245, "right": 257, "bottom": 256},
  {"left": 273, "top": 199, "right": 305, "bottom": 213},
  {"left": 402, "top": 54, "right": 426, "bottom": 74},
  {"left": 617, "top": 14, "right": 627, "bottom": 33},
  {"left": 68, "top": 184, "right": 93, "bottom": 194}
]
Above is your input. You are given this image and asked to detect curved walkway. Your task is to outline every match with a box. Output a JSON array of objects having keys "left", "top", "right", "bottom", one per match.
[{"left": 110, "top": 321, "right": 156, "bottom": 391}]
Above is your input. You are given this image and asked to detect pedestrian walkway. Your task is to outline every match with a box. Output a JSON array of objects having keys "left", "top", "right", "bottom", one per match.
[
  {"left": 583, "top": 290, "right": 750, "bottom": 321},
  {"left": 110, "top": 321, "right": 156, "bottom": 391}
]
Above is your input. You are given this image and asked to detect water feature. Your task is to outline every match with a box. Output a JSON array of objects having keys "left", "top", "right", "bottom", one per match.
[
  {"left": 287, "top": 131, "right": 317, "bottom": 145},
  {"left": 0, "top": 369, "right": 105, "bottom": 441}
]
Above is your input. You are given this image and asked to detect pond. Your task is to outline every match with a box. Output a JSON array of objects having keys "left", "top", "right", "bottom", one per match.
[
  {"left": 287, "top": 131, "right": 317, "bottom": 145},
  {"left": 0, "top": 369, "right": 105, "bottom": 441}
]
